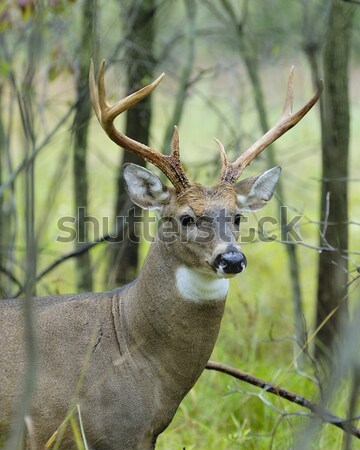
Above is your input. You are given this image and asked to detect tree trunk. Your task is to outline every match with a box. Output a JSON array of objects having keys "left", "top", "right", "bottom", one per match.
[
  {"left": 161, "top": 0, "right": 196, "bottom": 154},
  {"left": 0, "top": 101, "right": 16, "bottom": 299},
  {"left": 108, "top": 0, "right": 156, "bottom": 286},
  {"left": 0, "top": 86, "right": 7, "bottom": 297},
  {"left": 315, "top": 0, "right": 354, "bottom": 359},
  {"left": 219, "top": 0, "right": 306, "bottom": 363},
  {"left": 242, "top": 56, "right": 306, "bottom": 361},
  {"left": 72, "top": 0, "right": 97, "bottom": 292}
]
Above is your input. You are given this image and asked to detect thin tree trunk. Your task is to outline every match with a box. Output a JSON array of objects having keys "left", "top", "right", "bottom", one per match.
[
  {"left": 4, "top": 12, "right": 42, "bottom": 448},
  {"left": 162, "top": 0, "right": 196, "bottom": 154},
  {"left": 72, "top": 0, "right": 97, "bottom": 292},
  {"left": 0, "top": 86, "right": 7, "bottom": 297},
  {"left": 315, "top": 0, "right": 354, "bottom": 359},
  {"left": 219, "top": 0, "right": 306, "bottom": 363},
  {"left": 244, "top": 57, "right": 306, "bottom": 364},
  {"left": 108, "top": 0, "right": 156, "bottom": 286},
  {"left": 0, "top": 37, "right": 18, "bottom": 299}
]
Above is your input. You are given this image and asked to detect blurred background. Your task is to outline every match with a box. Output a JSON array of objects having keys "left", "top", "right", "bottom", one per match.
[{"left": 0, "top": 0, "right": 359, "bottom": 448}]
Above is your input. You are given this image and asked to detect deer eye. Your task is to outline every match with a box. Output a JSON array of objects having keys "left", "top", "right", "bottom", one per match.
[
  {"left": 179, "top": 215, "right": 195, "bottom": 227},
  {"left": 234, "top": 214, "right": 242, "bottom": 226}
]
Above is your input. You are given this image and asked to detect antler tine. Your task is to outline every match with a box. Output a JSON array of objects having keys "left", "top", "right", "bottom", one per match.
[
  {"left": 89, "top": 60, "right": 190, "bottom": 192},
  {"left": 219, "top": 68, "right": 323, "bottom": 183},
  {"left": 171, "top": 126, "right": 180, "bottom": 159},
  {"left": 282, "top": 65, "right": 294, "bottom": 117},
  {"left": 214, "top": 138, "right": 228, "bottom": 167}
]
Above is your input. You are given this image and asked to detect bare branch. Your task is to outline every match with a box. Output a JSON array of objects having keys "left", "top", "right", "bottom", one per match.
[
  {"left": 0, "top": 264, "right": 22, "bottom": 292},
  {"left": 0, "top": 104, "right": 75, "bottom": 199},
  {"left": 11, "top": 231, "right": 118, "bottom": 298},
  {"left": 206, "top": 360, "right": 360, "bottom": 439}
]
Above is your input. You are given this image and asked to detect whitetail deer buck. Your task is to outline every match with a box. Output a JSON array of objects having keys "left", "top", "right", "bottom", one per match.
[{"left": 0, "top": 61, "right": 321, "bottom": 449}]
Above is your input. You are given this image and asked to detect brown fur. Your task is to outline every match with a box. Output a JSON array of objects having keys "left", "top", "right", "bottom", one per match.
[
  {"left": 170, "top": 182, "right": 238, "bottom": 216},
  {"left": 0, "top": 166, "right": 278, "bottom": 450}
]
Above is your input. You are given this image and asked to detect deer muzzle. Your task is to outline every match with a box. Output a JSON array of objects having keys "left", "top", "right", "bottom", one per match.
[{"left": 213, "top": 249, "right": 247, "bottom": 275}]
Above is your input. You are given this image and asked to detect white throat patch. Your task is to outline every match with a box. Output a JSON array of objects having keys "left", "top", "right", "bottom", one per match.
[{"left": 176, "top": 267, "right": 229, "bottom": 302}]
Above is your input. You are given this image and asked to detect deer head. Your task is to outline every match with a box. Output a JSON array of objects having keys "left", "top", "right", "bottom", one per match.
[{"left": 89, "top": 61, "right": 322, "bottom": 283}]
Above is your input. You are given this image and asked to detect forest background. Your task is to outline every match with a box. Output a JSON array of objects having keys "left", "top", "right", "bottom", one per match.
[{"left": 0, "top": 0, "right": 360, "bottom": 449}]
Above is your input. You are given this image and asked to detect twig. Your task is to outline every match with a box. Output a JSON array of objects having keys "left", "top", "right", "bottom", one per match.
[
  {"left": 0, "top": 264, "right": 22, "bottom": 291},
  {"left": 11, "top": 233, "right": 113, "bottom": 298},
  {"left": 10, "top": 193, "right": 131, "bottom": 297},
  {"left": 205, "top": 360, "right": 360, "bottom": 439},
  {"left": 320, "top": 191, "right": 331, "bottom": 240},
  {"left": 0, "top": 104, "right": 75, "bottom": 199}
]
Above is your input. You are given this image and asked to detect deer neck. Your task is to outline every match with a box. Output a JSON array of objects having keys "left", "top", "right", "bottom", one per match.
[
  {"left": 136, "top": 238, "right": 228, "bottom": 316},
  {"left": 116, "top": 239, "right": 227, "bottom": 404},
  {"left": 139, "top": 239, "right": 229, "bottom": 301}
]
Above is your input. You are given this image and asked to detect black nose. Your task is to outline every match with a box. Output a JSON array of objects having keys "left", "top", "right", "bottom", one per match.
[{"left": 214, "top": 251, "right": 247, "bottom": 274}]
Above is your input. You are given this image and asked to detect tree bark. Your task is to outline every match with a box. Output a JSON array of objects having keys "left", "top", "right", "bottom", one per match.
[
  {"left": 108, "top": 0, "right": 156, "bottom": 286},
  {"left": 72, "top": 0, "right": 97, "bottom": 292},
  {"left": 315, "top": 0, "right": 354, "bottom": 358}
]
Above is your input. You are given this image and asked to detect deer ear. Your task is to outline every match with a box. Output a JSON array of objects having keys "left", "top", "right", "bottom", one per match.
[
  {"left": 123, "top": 163, "right": 172, "bottom": 210},
  {"left": 235, "top": 166, "right": 281, "bottom": 211}
]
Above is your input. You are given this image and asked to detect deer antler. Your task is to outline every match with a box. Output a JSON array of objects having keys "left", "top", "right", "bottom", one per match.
[
  {"left": 219, "top": 67, "right": 323, "bottom": 183},
  {"left": 89, "top": 59, "right": 191, "bottom": 192}
]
